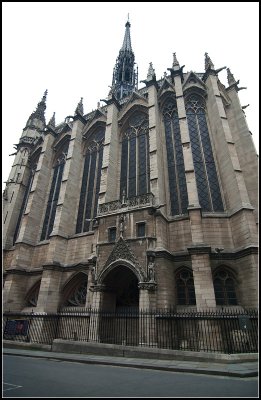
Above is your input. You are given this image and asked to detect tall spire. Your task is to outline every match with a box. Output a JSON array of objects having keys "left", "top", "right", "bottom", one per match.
[
  {"left": 121, "top": 18, "right": 132, "bottom": 52},
  {"left": 24, "top": 90, "right": 47, "bottom": 128},
  {"left": 48, "top": 112, "right": 56, "bottom": 128},
  {"left": 147, "top": 62, "right": 156, "bottom": 81},
  {"left": 111, "top": 19, "right": 138, "bottom": 100}
]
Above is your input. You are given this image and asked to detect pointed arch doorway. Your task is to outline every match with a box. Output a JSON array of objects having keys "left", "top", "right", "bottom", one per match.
[
  {"left": 98, "top": 264, "right": 140, "bottom": 345},
  {"left": 102, "top": 264, "right": 139, "bottom": 312}
]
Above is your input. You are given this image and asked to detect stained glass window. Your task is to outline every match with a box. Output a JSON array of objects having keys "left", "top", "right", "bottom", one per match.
[
  {"left": 185, "top": 94, "right": 224, "bottom": 212},
  {"left": 163, "top": 99, "right": 188, "bottom": 216},
  {"left": 41, "top": 141, "right": 69, "bottom": 241},
  {"left": 120, "top": 112, "right": 150, "bottom": 198},
  {"left": 76, "top": 128, "right": 105, "bottom": 233}
]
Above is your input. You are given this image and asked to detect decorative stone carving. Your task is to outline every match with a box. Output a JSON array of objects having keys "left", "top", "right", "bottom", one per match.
[
  {"left": 105, "top": 237, "right": 139, "bottom": 268},
  {"left": 138, "top": 281, "right": 157, "bottom": 291},
  {"left": 102, "top": 237, "right": 145, "bottom": 281}
]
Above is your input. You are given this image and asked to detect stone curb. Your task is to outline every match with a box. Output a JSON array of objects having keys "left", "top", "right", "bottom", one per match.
[{"left": 3, "top": 348, "right": 258, "bottom": 378}]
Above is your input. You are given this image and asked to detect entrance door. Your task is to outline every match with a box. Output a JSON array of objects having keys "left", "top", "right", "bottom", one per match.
[{"left": 99, "top": 265, "right": 139, "bottom": 345}]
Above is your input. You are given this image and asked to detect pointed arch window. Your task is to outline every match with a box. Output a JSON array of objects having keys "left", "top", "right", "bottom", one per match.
[
  {"left": 13, "top": 149, "right": 41, "bottom": 245},
  {"left": 62, "top": 273, "right": 88, "bottom": 307},
  {"left": 163, "top": 99, "right": 188, "bottom": 216},
  {"left": 185, "top": 94, "right": 224, "bottom": 212},
  {"left": 40, "top": 141, "right": 69, "bottom": 241},
  {"left": 176, "top": 269, "right": 196, "bottom": 305},
  {"left": 213, "top": 268, "right": 237, "bottom": 305},
  {"left": 120, "top": 112, "right": 150, "bottom": 198},
  {"left": 76, "top": 128, "right": 105, "bottom": 233},
  {"left": 25, "top": 281, "right": 41, "bottom": 307}
]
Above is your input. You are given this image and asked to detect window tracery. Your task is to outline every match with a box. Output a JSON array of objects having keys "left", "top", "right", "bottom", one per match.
[
  {"left": 163, "top": 99, "right": 188, "bottom": 216},
  {"left": 213, "top": 268, "right": 237, "bottom": 305},
  {"left": 176, "top": 268, "right": 196, "bottom": 305},
  {"left": 65, "top": 280, "right": 88, "bottom": 307},
  {"left": 185, "top": 94, "right": 224, "bottom": 212},
  {"left": 40, "top": 141, "right": 69, "bottom": 241},
  {"left": 76, "top": 128, "right": 105, "bottom": 233},
  {"left": 120, "top": 112, "right": 150, "bottom": 198}
]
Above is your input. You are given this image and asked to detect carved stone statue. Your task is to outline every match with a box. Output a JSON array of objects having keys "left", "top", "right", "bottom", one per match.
[
  {"left": 119, "top": 214, "right": 125, "bottom": 237},
  {"left": 148, "top": 256, "right": 155, "bottom": 282}
]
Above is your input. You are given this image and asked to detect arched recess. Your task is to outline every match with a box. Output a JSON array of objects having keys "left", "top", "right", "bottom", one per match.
[
  {"left": 25, "top": 280, "right": 41, "bottom": 307},
  {"left": 61, "top": 271, "right": 88, "bottom": 308},
  {"left": 212, "top": 265, "right": 238, "bottom": 306},
  {"left": 98, "top": 261, "right": 141, "bottom": 311}
]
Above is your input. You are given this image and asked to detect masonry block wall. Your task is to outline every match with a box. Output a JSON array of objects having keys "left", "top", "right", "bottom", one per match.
[{"left": 3, "top": 51, "right": 258, "bottom": 312}]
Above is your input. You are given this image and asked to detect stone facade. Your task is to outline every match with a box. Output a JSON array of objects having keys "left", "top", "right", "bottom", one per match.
[{"left": 3, "top": 22, "right": 258, "bottom": 314}]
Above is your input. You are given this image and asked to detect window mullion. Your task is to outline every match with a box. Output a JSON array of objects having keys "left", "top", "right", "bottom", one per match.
[
  {"left": 82, "top": 151, "right": 93, "bottom": 231},
  {"left": 45, "top": 165, "right": 60, "bottom": 239},
  {"left": 196, "top": 112, "right": 214, "bottom": 211},
  {"left": 171, "top": 115, "right": 182, "bottom": 214}
]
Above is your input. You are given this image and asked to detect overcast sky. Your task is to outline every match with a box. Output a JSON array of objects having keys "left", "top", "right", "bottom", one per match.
[{"left": 2, "top": 2, "right": 259, "bottom": 187}]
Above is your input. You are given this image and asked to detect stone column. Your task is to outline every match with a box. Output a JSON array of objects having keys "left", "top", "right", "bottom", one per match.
[
  {"left": 88, "top": 285, "right": 105, "bottom": 342},
  {"left": 36, "top": 264, "right": 63, "bottom": 313},
  {"left": 226, "top": 79, "right": 258, "bottom": 221},
  {"left": 204, "top": 71, "right": 252, "bottom": 213},
  {"left": 138, "top": 282, "right": 157, "bottom": 346},
  {"left": 3, "top": 146, "right": 32, "bottom": 249},
  {"left": 3, "top": 269, "right": 28, "bottom": 311},
  {"left": 99, "top": 98, "right": 120, "bottom": 204},
  {"left": 16, "top": 133, "right": 56, "bottom": 246},
  {"left": 51, "top": 117, "right": 85, "bottom": 238},
  {"left": 188, "top": 246, "right": 216, "bottom": 309},
  {"left": 146, "top": 83, "right": 166, "bottom": 206},
  {"left": 44, "top": 117, "right": 85, "bottom": 266},
  {"left": 171, "top": 63, "right": 200, "bottom": 210}
]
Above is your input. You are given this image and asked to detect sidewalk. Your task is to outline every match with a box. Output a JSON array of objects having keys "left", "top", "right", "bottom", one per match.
[{"left": 3, "top": 347, "right": 258, "bottom": 378}]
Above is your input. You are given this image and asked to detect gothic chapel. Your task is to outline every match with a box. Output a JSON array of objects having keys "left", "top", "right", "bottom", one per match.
[{"left": 3, "top": 20, "right": 258, "bottom": 313}]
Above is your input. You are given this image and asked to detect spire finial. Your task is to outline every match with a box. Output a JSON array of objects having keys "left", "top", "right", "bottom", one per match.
[
  {"left": 75, "top": 97, "right": 84, "bottom": 116},
  {"left": 147, "top": 62, "right": 156, "bottom": 80},
  {"left": 24, "top": 90, "right": 48, "bottom": 128},
  {"left": 122, "top": 18, "right": 132, "bottom": 50},
  {"left": 48, "top": 112, "right": 56, "bottom": 128},
  {"left": 173, "top": 52, "right": 179, "bottom": 67},
  {"left": 227, "top": 68, "right": 236, "bottom": 86},
  {"left": 205, "top": 52, "right": 214, "bottom": 71},
  {"left": 42, "top": 89, "right": 48, "bottom": 102}
]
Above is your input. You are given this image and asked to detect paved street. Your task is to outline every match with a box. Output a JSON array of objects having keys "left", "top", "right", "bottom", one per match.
[{"left": 3, "top": 355, "right": 258, "bottom": 397}]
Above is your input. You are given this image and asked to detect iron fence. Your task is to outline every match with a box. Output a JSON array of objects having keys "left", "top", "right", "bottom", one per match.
[{"left": 3, "top": 308, "right": 258, "bottom": 354}]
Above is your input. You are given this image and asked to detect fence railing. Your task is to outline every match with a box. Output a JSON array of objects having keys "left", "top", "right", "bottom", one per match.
[{"left": 3, "top": 308, "right": 258, "bottom": 354}]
